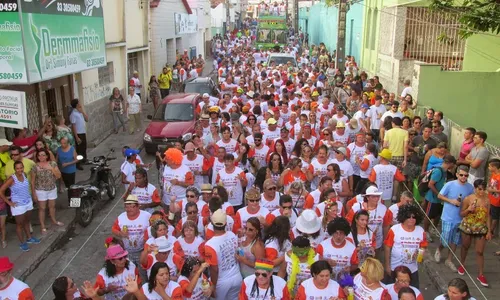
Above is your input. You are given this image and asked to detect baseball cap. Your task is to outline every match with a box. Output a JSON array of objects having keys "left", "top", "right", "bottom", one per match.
[
  {"left": 361, "top": 104, "right": 369, "bottom": 109},
  {"left": 211, "top": 209, "right": 227, "bottom": 226},
  {"left": 124, "top": 148, "right": 140, "bottom": 157},
  {"left": 202, "top": 93, "right": 210, "bottom": 98},
  {"left": 0, "top": 139, "right": 12, "bottom": 147}
]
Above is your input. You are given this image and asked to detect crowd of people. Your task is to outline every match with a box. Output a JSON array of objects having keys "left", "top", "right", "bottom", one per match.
[{"left": 1, "top": 27, "right": 494, "bottom": 300}]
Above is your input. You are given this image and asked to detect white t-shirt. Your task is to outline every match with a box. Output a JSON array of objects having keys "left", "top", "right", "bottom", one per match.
[
  {"left": 120, "top": 160, "right": 136, "bottom": 191},
  {"left": 385, "top": 223, "right": 427, "bottom": 272},
  {"left": 381, "top": 110, "right": 404, "bottom": 122},
  {"left": 141, "top": 281, "right": 182, "bottom": 300},
  {"left": 216, "top": 167, "right": 246, "bottom": 206},
  {"left": 127, "top": 94, "right": 141, "bottom": 114},
  {"left": 367, "top": 104, "right": 387, "bottom": 130}
]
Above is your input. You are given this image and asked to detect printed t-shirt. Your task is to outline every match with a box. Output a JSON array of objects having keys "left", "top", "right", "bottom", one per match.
[
  {"left": 162, "top": 164, "right": 194, "bottom": 203},
  {"left": 130, "top": 183, "right": 160, "bottom": 214},
  {"left": 233, "top": 206, "right": 270, "bottom": 233},
  {"left": 216, "top": 167, "right": 246, "bottom": 206},
  {"left": 386, "top": 284, "right": 424, "bottom": 300},
  {"left": 239, "top": 274, "right": 289, "bottom": 300},
  {"left": 489, "top": 173, "right": 500, "bottom": 207},
  {"left": 347, "top": 203, "right": 391, "bottom": 249},
  {"left": 317, "top": 239, "right": 359, "bottom": 279},
  {"left": 174, "top": 236, "right": 205, "bottom": 259},
  {"left": 0, "top": 277, "right": 34, "bottom": 300},
  {"left": 178, "top": 274, "right": 208, "bottom": 300},
  {"left": 95, "top": 262, "right": 139, "bottom": 300},
  {"left": 284, "top": 252, "right": 319, "bottom": 296},
  {"left": 295, "top": 278, "right": 345, "bottom": 300},
  {"left": 141, "top": 281, "right": 183, "bottom": 300},
  {"left": 112, "top": 210, "right": 151, "bottom": 252},
  {"left": 264, "top": 238, "right": 292, "bottom": 273},
  {"left": 384, "top": 224, "right": 428, "bottom": 272},
  {"left": 204, "top": 232, "right": 241, "bottom": 280}
]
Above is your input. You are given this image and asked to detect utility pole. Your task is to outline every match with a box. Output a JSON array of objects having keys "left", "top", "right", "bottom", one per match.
[
  {"left": 285, "top": 0, "right": 289, "bottom": 22},
  {"left": 336, "top": 0, "right": 347, "bottom": 73},
  {"left": 226, "top": 0, "right": 231, "bottom": 35},
  {"left": 293, "top": 0, "right": 298, "bottom": 34}
]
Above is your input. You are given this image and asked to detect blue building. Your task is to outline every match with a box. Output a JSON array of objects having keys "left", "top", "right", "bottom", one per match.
[{"left": 299, "top": 1, "right": 364, "bottom": 62}]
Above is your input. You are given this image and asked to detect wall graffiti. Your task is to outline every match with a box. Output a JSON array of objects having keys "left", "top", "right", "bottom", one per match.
[{"left": 82, "top": 82, "right": 111, "bottom": 104}]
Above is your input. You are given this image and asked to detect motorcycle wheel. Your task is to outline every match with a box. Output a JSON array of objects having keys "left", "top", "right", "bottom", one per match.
[
  {"left": 106, "top": 174, "right": 117, "bottom": 199},
  {"left": 75, "top": 197, "right": 94, "bottom": 227}
]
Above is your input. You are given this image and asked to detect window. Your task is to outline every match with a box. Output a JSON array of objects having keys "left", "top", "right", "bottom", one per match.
[
  {"left": 153, "top": 103, "right": 194, "bottom": 122},
  {"left": 128, "top": 52, "right": 139, "bottom": 79},
  {"left": 98, "top": 62, "right": 114, "bottom": 86}
]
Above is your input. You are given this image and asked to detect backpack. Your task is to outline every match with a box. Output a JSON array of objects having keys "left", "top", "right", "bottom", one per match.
[{"left": 417, "top": 167, "right": 444, "bottom": 197}]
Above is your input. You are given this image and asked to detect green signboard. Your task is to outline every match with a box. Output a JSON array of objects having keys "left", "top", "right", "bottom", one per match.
[
  {"left": 0, "top": 0, "right": 106, "bottom": 84},
  {"left": 0, "top": 1, "right": 27, "bottom": 84}
]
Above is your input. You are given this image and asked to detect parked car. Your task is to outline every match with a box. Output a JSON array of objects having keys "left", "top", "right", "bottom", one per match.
[
  {"left": 181, "top": 77, "right": 219, "bottom": 96},
  {"left": 143, "top": 93, "right": 199, "bottom": 154},
  {"left": 267, "top": 53, "right": 297, "bottom": 68}
]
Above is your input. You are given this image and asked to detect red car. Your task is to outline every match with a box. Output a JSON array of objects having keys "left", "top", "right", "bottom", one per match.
[{"left": 143, "top": 93, "right": 199, "bottom": 154}]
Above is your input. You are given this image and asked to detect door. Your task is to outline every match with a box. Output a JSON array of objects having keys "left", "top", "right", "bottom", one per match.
[{"left": 45, "top": 88, "right": 57, "bottom": 119}]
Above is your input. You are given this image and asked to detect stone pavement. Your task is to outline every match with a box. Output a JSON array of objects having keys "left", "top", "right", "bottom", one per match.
[
  {"left": 422, "top": 227, "right": 500, "bottom": 299},
  {"left": 5, "top": 104, "right": 153, "bottom": 282}
]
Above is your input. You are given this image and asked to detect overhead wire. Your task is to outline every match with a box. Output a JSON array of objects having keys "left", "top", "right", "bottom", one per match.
[{"left": 400, "top": 180, "right": 488, "bottom": 300}]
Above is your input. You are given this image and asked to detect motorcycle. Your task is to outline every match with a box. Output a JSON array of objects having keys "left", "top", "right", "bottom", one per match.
[{"left": 69, "top": 149, "right": 117, "bottom": 227}]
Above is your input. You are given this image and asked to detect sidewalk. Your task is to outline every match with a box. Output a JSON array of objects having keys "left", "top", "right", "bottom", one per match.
[
  {"left": 422, "top": 228, "right": 500, "bottom": 299},
  {"left": 6, "top": 104, "right": 153, "bottom": 282}
]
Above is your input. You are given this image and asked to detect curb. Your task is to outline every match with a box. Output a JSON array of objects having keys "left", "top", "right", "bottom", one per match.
[
  {"left": 422, "top": 254, "right": 448, "bottom": 294},
  {"left": 18, "top": 135, "right": 146, "bottom": 281},
  {"left": 17, "top": 211, "right": 76, "bottom": 282}
]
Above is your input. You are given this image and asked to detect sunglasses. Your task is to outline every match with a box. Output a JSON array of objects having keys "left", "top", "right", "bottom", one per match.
[
  {"left": 458, "top": 173, "right": 469, "bottom": 178},
  {"left": 408, "top": 215, "right": 416, "bottom": 219},
  {"left": 248, "top": 199, "right": 260, "bottom": 203},
  {"left": 187, "top": 210, "right": 198, "bottom": 215},
  {"left": 323, "top": 133, "right": 330, "bottom": 136},
  {"left": 255, "top": 272, "right": 268, "bottom": 278},
  {"left": 186, "top": 194, "right": 197, "bottom": 198},
  {"left": 267, "top": 187, "right": 277, "bottom": 191},
  {"left": 254, "top": 139, "right": 262, "bottom": 142}
]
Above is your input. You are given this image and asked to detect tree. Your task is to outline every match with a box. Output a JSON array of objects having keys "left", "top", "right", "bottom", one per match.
[{"left": 430, "top": 0, "right": 500, "bottom": 38}]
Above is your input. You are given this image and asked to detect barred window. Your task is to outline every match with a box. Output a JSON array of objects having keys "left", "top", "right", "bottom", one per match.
[{"left": 98, "top": 62, "right": 114, "bottom": 86}]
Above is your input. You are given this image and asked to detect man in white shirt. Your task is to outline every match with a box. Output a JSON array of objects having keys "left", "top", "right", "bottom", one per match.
[
  {"left": 381, "top": 101, "right": 404, "bottom": 122},
  {"left": 400, "top": 79, "right": 412, "bottom": 100},
  {"left": 129, "top": 71, "right": 142, "bottom": 98}
]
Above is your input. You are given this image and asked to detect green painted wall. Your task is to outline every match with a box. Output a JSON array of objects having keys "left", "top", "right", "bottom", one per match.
[
  {"left": 462, "top": 34, "right": 500, "bottom": 72},
  {"left": 417, "top": 65, "right": 500, "bottom": 145}
]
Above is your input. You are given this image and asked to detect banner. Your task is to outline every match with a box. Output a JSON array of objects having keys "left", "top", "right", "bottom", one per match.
[
  {"left": 0, "top": 89, "right": 28, "bottom": 129},
  {"left": 174, "top": 11, "right": 198, "bottom": 35},
  {"left": 0, "top": 0, "right": 28, "bottom": 84},
  {"left": 20, "top": 0, "right": 107, "bottom": 83}
]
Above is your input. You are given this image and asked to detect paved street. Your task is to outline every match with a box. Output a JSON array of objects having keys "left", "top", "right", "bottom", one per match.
[{"left": 25, "top": 151, "right": 158, "bottom": 299}]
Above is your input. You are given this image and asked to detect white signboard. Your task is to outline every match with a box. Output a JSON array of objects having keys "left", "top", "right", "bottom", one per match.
[
  {"left": 174, "top": 12, "right": 198, "bottom": 35},
  {"left": 0, "top": 89, "right": 28, "bottom": 129}
]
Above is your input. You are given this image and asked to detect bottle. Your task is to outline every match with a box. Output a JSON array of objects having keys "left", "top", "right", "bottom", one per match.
[
  {"left": 417, "top": 248, "right": 425, "bottom": 263},
  {"left": 201, "top": 279, "right": 210, "bottom": 293},
  {"left": 122, "top": 225, "right": 128, "bottom": 234},
  {"left": 457, "top": 194, "right": 463, "bottom": 203},
  {"left": 347, "top": 287, "right": 354, "bottom": 300}
]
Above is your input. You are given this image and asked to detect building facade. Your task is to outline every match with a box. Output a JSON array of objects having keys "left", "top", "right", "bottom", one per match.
[{"left": 150, "top": 0, "right": 212, "bottom": 76}]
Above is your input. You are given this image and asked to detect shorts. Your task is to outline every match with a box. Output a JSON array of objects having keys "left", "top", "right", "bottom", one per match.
[
  {"left": 425, "top": 200, "right": 443, "bottom": 219},
  {"left": 490, "top": 205, "right": 500, "bottom": 221},
  {"left": 440, "top": 221, "right": 461, "bottom": 246},
  {"left": 0, "top": 207, "right": 7, "bottom": 216},
  {"left": 11, "top": 201, "right": 33, "bottom": 216},
  {"left": 35, "top": 188, "right": 58, "bottom": 201},
  {"left": 390, "top": 156, "right": 405, "bottom": 170}
]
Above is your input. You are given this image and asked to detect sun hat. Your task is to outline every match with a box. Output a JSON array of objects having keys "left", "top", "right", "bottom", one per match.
[
  {"left": 0, "top": 139, "right": 13, "bottom": 147},
  {"left": 200, "top": 114, "right": 210, "bottom": 120},
  {"left": 0, "top": 257, "right": 14, "bottom": 272},
  {"left": 263, "top": 179, "right": 277, "bottom": 190},
  {"left": 246, "top": 91, "right": 255, "bottom": 98},
  {"left": 124, "top": 194, "right": 139, "bottom": 204},
  {"left": 311, "top": 91, "right": 320, "bottom": 97},
  {"left": 155, "top": 236, "right": 174, "bottom": 252},
  {"left": 349, "top": 118, "right": 358, "bottom": 129},
  {"left": 211, "top": 209, "right": 227, "bottom": 226},
  {"left": 296, "top": 209, "right": 321, "bottom": 234},
  {"left": 364, "top": 186, "right": 383, "bottom": 196},
  {"left": 201, "top": 184, "right": 212, "bottom": 193},
  {"left": 336, "top": 121, "right": 346, "bottom": 128},
  {"left": 105, "top": 245, "right": 129, "bottom": 260},
  {"left": 335, "top": 147, "right": 347, "bottom": 156},
  {"left": 267, "top": 118, "right": 277, "bottom": 125},
  {"left": 202, "top": 93, "right": 210, "bottom": 98},
  {"left": 378, "top": 149, "right": 392, "bottom": 160},
  {"left": 245, "top": 187, "right": 261, "bottom": 201}
]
